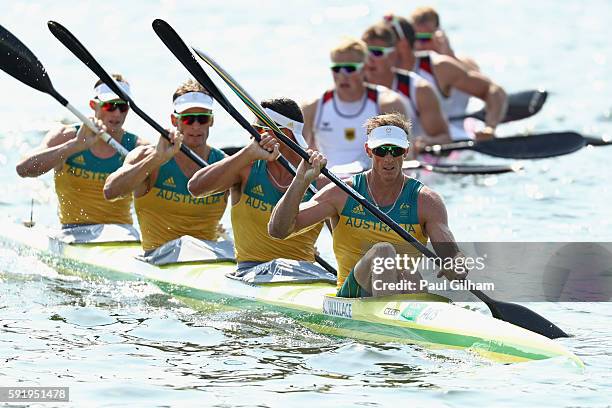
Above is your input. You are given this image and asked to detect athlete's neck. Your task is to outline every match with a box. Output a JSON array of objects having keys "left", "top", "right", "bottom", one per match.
[
  {"left": 336, "top": 83, "right": 366, "bottom": 102},
  {"left": 267, "top": 160, "right": 294, "bottom": 190},
  {"left": 366, "top": 70, "right": 394, "bottom": 89},
  {"left": 366, "top": 170, "right": 405, "bottom": 206}
]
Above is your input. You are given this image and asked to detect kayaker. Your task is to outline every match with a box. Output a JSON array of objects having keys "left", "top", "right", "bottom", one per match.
[
  {"left": 361, "top": 22, "right": 452, "bottom": 149},
  {"left": 384, "top": 15, "right": 507, "bottom": 141},
  {"left": 409, "top": 6, "right": 480, "bottom": 72},
  {"left": 187, "top": 98, "right": 329, "bottom": 278},
  {"left": 16, "top": 74, "right": 145, "bottom": 227},
  {"left": 103, "top": 79, "right": 228, "bottom": 253},
  {"left": 268, "top": 112, "right": 467, "bottom": 297},
  {"left": 301, "top": 38, "right": 407, "bottom": 170}
]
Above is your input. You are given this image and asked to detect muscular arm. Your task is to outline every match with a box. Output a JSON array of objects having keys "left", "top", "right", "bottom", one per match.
[
  {"left": 16, "top": 126, "right": 84, "bottom": 178},
  {"left": 378, "top": 88, "right": 407, "bottom": 116},
  {"left": 269, "top": 181, "right": 341, "bottom": 239},
  {"left": 103, "top": 145, "right": 160, "bottom": 201},
  {"left": 415, "top": 83, "right": 452, "bottom": 145},
  {"left": 418, "top": 186, "right": 466, "bottom": 280},
  {"left": 188, "top": 146, "right": 252, "bottom": 197},
  {"left": 434, "top": 56, "right": 507, "bottom": 129},
  {"left": 301, "top": 98, "right": 320, "bottom": 149}
]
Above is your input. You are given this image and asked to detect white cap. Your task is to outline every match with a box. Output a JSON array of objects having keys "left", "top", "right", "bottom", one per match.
[
  {"left": 263, "top": 108, "right": 308, "bottom": 148},
  {"left": 366, "top": 125, "right": 410, "bottom": 149},
  {"left": 173, "top": 92, "right": 214, "bottom": 113},
  {"left": 94, "top": 81, "right": 132, "bottom": 102}
]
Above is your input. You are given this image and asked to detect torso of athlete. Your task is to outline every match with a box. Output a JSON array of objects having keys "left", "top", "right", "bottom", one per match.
[
  {"left": 135, "top": 147, "right": 228, "bottom": 251},
  {"left": 313, "top": 86, "right": 380, "bottom": 168},
  {"left": 55, "top": 125, "right": 138, "bottom": 225}
]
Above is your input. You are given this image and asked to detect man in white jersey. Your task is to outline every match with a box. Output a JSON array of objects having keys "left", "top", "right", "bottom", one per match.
[
  {"left": 361, "top": 22, "right": 452, "bottom": 148},
  {"left": 383, "top": 15, "right": 507, "bottom": 141},
  {"left": 302, "top": 38, "right": 407, "bottom": 170}
]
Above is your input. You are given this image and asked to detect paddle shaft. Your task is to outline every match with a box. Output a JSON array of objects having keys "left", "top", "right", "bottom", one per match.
[
  {"left": 64, "top": 103, "right": 129, "bottom": 156},
  {"left": 191, "top": 46, "right": 572, "bottom": 339},
  {"left": 47, "top": 21, "right": 208, "bottom": 167},
  {"left": 0, "top": 24, "right": 127, "bottom": 157}
]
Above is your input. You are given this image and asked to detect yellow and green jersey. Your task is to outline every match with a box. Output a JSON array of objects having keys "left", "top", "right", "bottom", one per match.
[
  {"left": 232, "top": 160, "right": 323, "bottom": 264},
  {"left": 333, "top": 173, "right": 428, "bottom": 288},
  {"left": 54, "top": 127, "right": 137, "bottom": 225},
  {"left": 135, "top": 147, "right": 227, "bottom": 251}
]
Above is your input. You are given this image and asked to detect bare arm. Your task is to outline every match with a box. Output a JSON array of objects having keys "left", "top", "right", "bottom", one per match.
[
  {"left": 269, "top": 151, "right": 340, "bottom": 239},
  {"left": 301, "top": 98, "right": 320, "bottom": 149},
  {"left": 104, "top": 132, "right": 182, "bottom": 201},
  {"left": 16, "top": 122, "right": 101, "bottom": 178},
  {"left": 415, "top": 82, "right": 452, "bottom": 145},
  {"left": 378, "top": 88, "right": 407, "bottom": 116},
  {"left": 435, "top": 56, "right": 507, "bottom": 133},
  {"left": 188, "top": 134, "right": 280, "bottom": 197},
  {"left": 417, "top": 186, "right": 467, "bottom": 280}
]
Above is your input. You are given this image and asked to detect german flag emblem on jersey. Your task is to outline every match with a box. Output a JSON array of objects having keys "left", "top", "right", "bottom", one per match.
[{"left": 344, "top": 128, "right": 356, "bottom": 141}]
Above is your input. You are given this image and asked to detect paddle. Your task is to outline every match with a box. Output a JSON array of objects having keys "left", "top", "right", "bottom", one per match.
[
  {"left": 183, "top": 39, "right": 568, "bottom": 339},
  {"left": 424, "top": 132, "right": 586, "bottom": 159},
  {"left": 221, "top": 146, "right": 522, "bottom": 175},
  {"left": 583, "top": 135, "right": 612, "bottom": 147},
  {"left": 149, "top": 19, "right": 337, "bottom": 276},
  {"left": 46, "top": 21, "right": 208, "bottom": 167},
  {"left": 449, "top": 89, "right": 548, "bottom": 123},
  {"left": 0, "top": 24, "right": 128, "bottom": 156}
]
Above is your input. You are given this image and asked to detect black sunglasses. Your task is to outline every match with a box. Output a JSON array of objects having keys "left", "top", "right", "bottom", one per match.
[{"left": 372, "top": 145, "right": 406, "bottom": 157}]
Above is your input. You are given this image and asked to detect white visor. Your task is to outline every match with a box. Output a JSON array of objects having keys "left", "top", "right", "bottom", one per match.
[
  {"left": 366, "top": 125, "right": 410, "bottom": 149},
  {"left": 173, "top": 92, "right": 214, "bottom": 113},
  {"left": 94, "top": 81, "right": 132, "bottom": 102},
  {"left": 263, "top": 108, "right": 308, "bottom": 148}
]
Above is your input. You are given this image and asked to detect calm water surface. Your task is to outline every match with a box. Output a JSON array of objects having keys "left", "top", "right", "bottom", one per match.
[{"left": 1, "top": 0, "right": 611, "bottom": 407}]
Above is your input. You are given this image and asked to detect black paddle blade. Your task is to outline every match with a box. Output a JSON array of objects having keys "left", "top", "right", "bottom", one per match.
[
  {"left": 469, "top": 89, "right": 548, "bottom": 123},
  {"left": 47, "top": 21, "right": 129, "bottom": 104},
  {"left": 474, "top": 132, "right": 585, "bottom": 159},
  {"left": 152, "top": 19, "right": 261, "bottom": 142},
  {"left": 426, "top": 162, "right": 523, "bottom": 175},
  {"left": 0, "top": 24, "right": 65, "bottom": 104},
  {"left": 488, "top": 300, "right": 569, "bottom": 339}
]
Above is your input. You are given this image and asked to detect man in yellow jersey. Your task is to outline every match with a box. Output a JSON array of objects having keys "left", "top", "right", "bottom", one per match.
[
  {"left": 383, "top": 15, "right": 507, "bottom": 141},
  {"left": 301, "top": 38, "right": 408, "bottom": 170},
  {"left": 104, "top": 79, "right": 228, "bottom": 257},
  {"left": 409, "top": 7, "right": 480, "bottom": 72},
  {"left": 188, "top": 98, "right": 333, "bottom": 281},
  {"left": 269, "top": 112, "right": 467, "bottom": 298},
  {"left": 16, "top": 74, "right": 144, "bottom": 227},
  {"left": 361, "top": 22, "right": 452, "bottom": 148}
]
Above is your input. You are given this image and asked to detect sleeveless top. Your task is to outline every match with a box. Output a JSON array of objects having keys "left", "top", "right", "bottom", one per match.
[
  {"left": 54, "top": 126, "right": 137, "bottom": 225},
  {"left": 415, "top": 51, "right": 471, "bottom": 140},
  {"left": 134, "top": 147, "right": 227, "bottom": 251},
  {"left": 392, "top": 70, "right": 425, "bottom": 138},
  {"left": 313, "top": 86, "right": 380, "bottom": 168},
  {"left": 332, "top": 173, "right": 428, "bottom": 288},
  {"left": 231, "top": 160, "right": 323, "bottom": 263}
]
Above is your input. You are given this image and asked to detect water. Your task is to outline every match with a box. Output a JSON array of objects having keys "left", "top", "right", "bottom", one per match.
[{"left": 1, "top": 0, "right": 611, "bottom": 406}]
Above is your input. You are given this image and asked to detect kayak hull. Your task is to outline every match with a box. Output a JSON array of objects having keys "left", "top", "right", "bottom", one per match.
[{"left": 0, "top": 219, "right": 583, "bottom": 367}]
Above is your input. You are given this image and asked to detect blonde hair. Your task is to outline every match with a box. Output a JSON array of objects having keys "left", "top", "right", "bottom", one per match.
[
  {"left": 330, "top": 37, "right": 367, "bottom": 62},
  {"left": 172, "top": 78, "right": 210, "bottom": 101},
  {"left": 410, "top": 6, "right": 440, "bottom": 28},
  {"left": 362, "top": 22, "right": 397, "bottom": 47},
  {"left": 94, "top": 73, "right": 127, "bottom": 88},
  {"left": 365, "top": 112, "right": 412, "bottom": 137}
]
